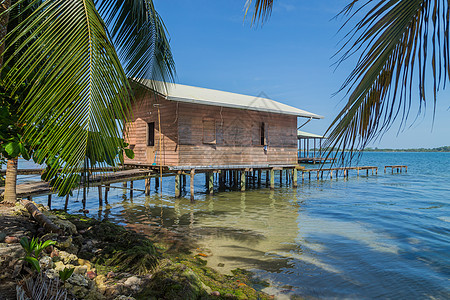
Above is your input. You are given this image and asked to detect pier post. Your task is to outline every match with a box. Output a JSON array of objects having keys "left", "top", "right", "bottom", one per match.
[
  {"left": 130, "top": 181, "right": 133, "bottom": 199},
  {"left": 82, "top": 186, "right": 86, "bottom": 210},
  {"left": 266, "top": 171, "right": 269, "bottom": 185},
  {"left": 241, "top": 170, "right": 246, "bottom": 192},
  {"left": 357, "top": 168, "right": 360, "bottom": 176},
  {"left": 105, "top": 184, "right": 110, "bottom": 205},
  {"left": 155, "top": 175, "right": 159, "bottom": 190},
  {"left": 190, "top": 169, "right": 195, "bottom": 202},
  {"left": 302, "top": 172, "right": 305, "bottom": 181},
  {"left": 330, "top": 170, "right": 333, "bottom": 179},
  {"left": 280, "top": 170, "right": 283, "bottom": 186},
  {"left": 98, "top": 186, "right": 103, "bottom": 206},
  {"left": 145, "top": 177, "right": 151, "bottom": 196},
  {"left": 293, "top": 169, "right": 298, "bottom": 188},
  {"left": 47, "top": 194, "right": 52, "bottom": 210},
  {"left": 270, "top": 169, "right": 275, "bottom": 189},
  {"left": 209, "top": 172, "right": 214, "bottom": 195},
  {"left": 64, "top": 194, "right": 69, "bottom": 211},
  {"left": 175, "top": 171, "right": 181, "bottom": 198},
  {"left": 367, "top": 169, "right": 369, "bottom": 176}
]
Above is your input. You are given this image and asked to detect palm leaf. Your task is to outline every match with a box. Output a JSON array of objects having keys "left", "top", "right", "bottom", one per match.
[
  {"left": 244, "top": 0, "right": 273, "bottom": 26},
  {"left": 1, "top": 0, "right": 132, "bottom": 192},
  {"left": 1, "top": 0, "right": 175, "bottom": 194},
  {"left": 96, "top": 0, "right": 175, "bottom": 92},
  {"left": 325, "top": 0, "right": 450, "bottom": 163}
]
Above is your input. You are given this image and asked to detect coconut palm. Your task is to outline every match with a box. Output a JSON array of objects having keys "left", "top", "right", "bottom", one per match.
[
  {"left": 246, "top": 0, "right": 449, "bottom": 161},
  {"left": 0, "top": 0, "right": 175, "bottom": 203}
]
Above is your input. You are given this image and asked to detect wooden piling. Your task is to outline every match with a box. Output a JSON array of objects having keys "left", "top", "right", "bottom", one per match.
[
  {"left": 145, "top": 177, "right": 151, "bottom": 196},
  {"left": 270, "top": 169, "right": 275, "bottom": 189},
  {"left": 130, "top": 181, "right": 134, "bottom": 199},
  {"left": 64, "top": 194, "right": 69, "bottom": 211},
  {"left": 240, "top": 171, "right": 246, "bottom": 192},
  {"left": 209, "top": 172, "right": 214, "bottom": 195},
  {"left": 105, "top": 184, "right": 110, "bottom": 205},
  {"left": 190, "top": 169, "right": 195, "bottom": 202},
  {"left": 47, "top": 194, "right": 52, "bottom": 210},
  {"left": 293, "top": 169, "right": 298, "bottom": 188},
  {"left": 155, "top": 176, "right": 160, "bottom": 190},
  {"left": 258, "top": 170, "right": 261, "bottom": 186},
  {"left": 98, "top": 186, "right": 103, "bottom": 206},
  {"left": 175, "top": 172, "right": 181, "bottom": 198}
]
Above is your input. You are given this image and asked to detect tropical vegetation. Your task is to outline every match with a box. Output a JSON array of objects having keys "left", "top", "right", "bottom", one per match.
[
  {"left": 246, "top": 0, "right": 450, "bottom": 162},
  {"left": 0, "top": 0, "right": 175, "bottom": 202}
]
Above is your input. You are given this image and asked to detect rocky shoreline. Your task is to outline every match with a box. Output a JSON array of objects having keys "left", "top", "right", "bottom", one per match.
[{"left": 0, "top": 202, "right": 272, "bottom": 299}]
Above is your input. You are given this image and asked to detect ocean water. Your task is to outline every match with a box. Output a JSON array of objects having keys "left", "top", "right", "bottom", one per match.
[{"left": 22, "top": 152, "right": 450, "bottom": 299}]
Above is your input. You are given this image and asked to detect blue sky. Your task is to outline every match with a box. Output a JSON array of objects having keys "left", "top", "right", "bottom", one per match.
[{"left": 154, "top": 0, "right": 449, "bottom": 148}]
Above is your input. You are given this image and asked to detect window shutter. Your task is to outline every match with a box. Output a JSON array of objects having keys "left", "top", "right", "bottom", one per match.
[{"left": 203, "top": 118, "right": 216, "bottom": 144}]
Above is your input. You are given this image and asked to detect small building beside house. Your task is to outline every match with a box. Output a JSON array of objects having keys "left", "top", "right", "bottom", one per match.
[{"left": 125, "top": 80, "right": 323, "bottom": 167}]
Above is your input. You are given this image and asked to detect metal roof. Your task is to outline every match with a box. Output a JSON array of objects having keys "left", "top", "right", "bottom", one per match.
[
  {"left": 134, "top": 79, "right": 323, "bottom": 119},
  {"left": 297, "top": 130, "right": 326, "bottom": 139}
]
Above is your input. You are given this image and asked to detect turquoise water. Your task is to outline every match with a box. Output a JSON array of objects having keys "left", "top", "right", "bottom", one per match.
[{"left": 24, "top": 152, "right": 450, "bottom": 299}]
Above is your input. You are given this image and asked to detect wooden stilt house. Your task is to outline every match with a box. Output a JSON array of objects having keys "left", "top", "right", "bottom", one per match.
[{"left": 125, "top": 80, "right": 323, "bottom": 167}]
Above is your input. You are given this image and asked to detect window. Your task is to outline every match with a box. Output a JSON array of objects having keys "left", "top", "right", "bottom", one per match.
[
  {"left": 203, "top": 118, "right": 216, "bottom": 144},
  {"left": 260, "top": 122, "right": 266, "bottom": 145},
  {"left": 147, "top": 122, "right": 155, "bottom": 146}
]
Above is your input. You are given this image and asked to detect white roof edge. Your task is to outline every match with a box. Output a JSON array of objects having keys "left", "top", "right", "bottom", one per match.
[
  {"left": 297, "top": 130, "right": 326, "bottom": 139},
  {"left": 133, "top": 79, "right": 324, "bottom": 119}
]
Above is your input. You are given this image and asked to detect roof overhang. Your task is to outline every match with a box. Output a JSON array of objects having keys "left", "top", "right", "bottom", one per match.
[{"left": 131, "top": 79, "right": 324, "bottom": 119}]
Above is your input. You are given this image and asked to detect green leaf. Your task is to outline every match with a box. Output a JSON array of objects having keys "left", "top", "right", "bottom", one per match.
[
  {"left": 124, "top": 148, "right": 134, "bottom": 159},
  {"left": 23, "top": 256, "right": 40, "bottom": 273},
  {"left": 19, "top": 142, "right": 30, "bottom": 160},
  {"left": 59, "top": 267, "right": 75, "bottom": 282},
  {"left": 5, "top": 142, "right": 20, "bottom": 157},
  {"left": 19, "top": 237, "right": 32, "bottom": 256}
]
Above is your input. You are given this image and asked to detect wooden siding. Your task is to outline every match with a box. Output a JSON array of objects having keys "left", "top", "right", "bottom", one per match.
[
  {"left": 124, "top": 91, "right": 179, "bottom": 166},
  {"left": 177, "top": 103, "right": 297, "bottom": 166},
  {"left": 126, "top": 91, "right": 298, "bottom": 166}
]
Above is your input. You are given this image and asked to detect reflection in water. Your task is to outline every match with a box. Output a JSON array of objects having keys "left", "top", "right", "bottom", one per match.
[{"left": 27, "top": 153, "right": 450, "bottom": 299}]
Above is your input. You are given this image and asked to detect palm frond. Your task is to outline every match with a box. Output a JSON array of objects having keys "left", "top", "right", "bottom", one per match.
[
  {"left": 325, "top": 0, "right": 450, "bottom": 163},
  {"left": 1, "top": 0, "right": 132, "bottom": 191},
  {"left": 244, "top": 0, "right": 273, "bottom": 26},
  {"left": 96, "top": 0, "right": 175, "bottom": 93}
]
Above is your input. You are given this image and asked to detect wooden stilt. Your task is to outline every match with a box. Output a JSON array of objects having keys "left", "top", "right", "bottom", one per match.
[
  {"left": 155, "top": 176, "right": 160, "bottom": 190},
  {"left": 104, "top": 184, "right": 110, "bottom": 205},
  {"left": 209, "top": 172, "right": 214, "bottom": 195},
  {"left": 280, "top": 170, "right": 283, "bottom": 186},
  {"left": 330, "top": 170, "right": 333, "bottom": 179},
  {"left": 145, "top": 177, "right": 151, "bottom": 196},
  {"left": 367, "top": 169, "right": 369, "bottom": 176},
  {"left": 82, "top": 186, "right": 86, "bottom": 210},
  {"left": 293, "top": 169, "right": 298, "bottom": 188},
  {"left": 266, "top": 171, "right": 269, "bottom": 185},
  {"left": 257, "top": 170, "right": 261, "bottom": 186},
  {"left": 175, "top": 172, "right": 181, "bottom": 198},
  {"left": 47, "top": 194, "right": 52, "bottom": 210},
  {"left": 241, "top": 171, "right": 246, "bottom": 192},
  {"left": 270, "top": 169, "right": 275, "bottom": 189},
  {"left": 190, "top": 169, "right": 195, "bottom": 202},
  {"left": 98, "top": 186, "right": 103, "bottom": 206},
  {"left": 302, "top": 172, "right": 305, "bottom": 181},
  {"left": 130, "top": 181, "right": 134, "bottom": 199},
  {"left": 64, "top": 194, "right": 69, "bottom": 211}
]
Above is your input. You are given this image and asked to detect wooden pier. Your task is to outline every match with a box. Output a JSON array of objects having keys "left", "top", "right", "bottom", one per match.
[
  {"left": 384, "top": 165, "right": 408, "bottom": 173},
  {"left": 298, "top": 157, "right": 336, "bottom": 164},
  {"left": 1, "top": 164, "right": 406, "bottom": 211}
]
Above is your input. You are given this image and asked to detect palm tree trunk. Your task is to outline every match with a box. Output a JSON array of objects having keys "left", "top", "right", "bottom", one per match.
[
  {"left": 3, "top": 158, "right": 18, "bottom": 204},
  {"left": 0, "top": 1, "right": 14, "bottom": 204}
]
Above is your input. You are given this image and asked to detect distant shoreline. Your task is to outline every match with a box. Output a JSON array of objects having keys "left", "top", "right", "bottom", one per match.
[{"left": 363, "top": 146, "right": 449, "bottom": 153}]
